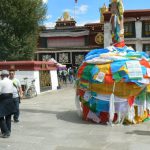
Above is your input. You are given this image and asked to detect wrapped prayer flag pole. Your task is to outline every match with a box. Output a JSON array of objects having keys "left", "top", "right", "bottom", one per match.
[{"left": 110, "top": 0, "right": 124, "bottom": 45}]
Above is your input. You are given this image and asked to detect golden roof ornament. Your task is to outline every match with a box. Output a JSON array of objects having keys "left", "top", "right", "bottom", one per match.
[
  {"left": 63, "top": 12, "right": 70, "bottom": 21},
  {"left": 100, "top": 3, "right": 108, "bottom": 23}
]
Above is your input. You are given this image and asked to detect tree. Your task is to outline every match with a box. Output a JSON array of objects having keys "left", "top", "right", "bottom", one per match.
[{"left": 0, "top": 0, "right": 46, "bottom": 61}]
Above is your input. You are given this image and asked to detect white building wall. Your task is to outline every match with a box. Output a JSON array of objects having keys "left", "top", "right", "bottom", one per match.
[
  {"left": 136, "top": 40, "right": 143, "bottom": 52},
  {"left": 104, "top": 22, "right": 112, "bottom": 47},
  {"left": 135, "top": 21, "right": 142, "bottom": 39},
  {"left": 15, "top": 71, "right": 40, "bottom": 94},
  {"left": 33, "top": 71, "right": 40, "bottom": 94},
  {"left": 15, "top": 70, "right": 58, "bottom": 94},
  {"left": 104, "top": 19, "right": 150, "bottom": 52},
  {"left": 50, "top": 70, "right": 59, "bottom": 90},
  {"left": 135, "top": 21, "right": 143, "bottom": 51}
]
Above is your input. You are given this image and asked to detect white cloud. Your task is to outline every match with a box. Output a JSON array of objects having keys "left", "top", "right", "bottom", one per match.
[
  {"left": 42, "top": 0, "right": 48, "bottom": 4},
  {"left": 63, "top": 9, "right": 72, "bottom": 13},
  {"left": 62, "top": 4, "right": 89, "bottom": 17},
  {"left": 76, "top": 5, "right": 88, "bottom": 15},
  {"left": 77, "top": 19, "right": 100, "bottom": 26},
  {"left": 45, "top": 14, "right": 52, "bottom": 20},
  {"left": 44, "top": 22, "right": 56, "bottom": 28}
]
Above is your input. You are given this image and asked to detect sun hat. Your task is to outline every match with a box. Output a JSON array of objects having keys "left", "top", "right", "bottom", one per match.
[{"left": 1, "top": 70, "right": 9, "bottom": 75}]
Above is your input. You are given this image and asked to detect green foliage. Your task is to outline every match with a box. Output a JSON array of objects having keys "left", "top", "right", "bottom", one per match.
[{"left": 0, "top": 0, "right": 46, "bottom": 61}]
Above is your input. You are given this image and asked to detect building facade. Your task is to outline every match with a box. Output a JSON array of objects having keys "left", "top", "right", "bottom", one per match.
[
  {"left": 104, "top": 9, "right": 150, "bottom": 54},
  {"left": 36, "top": 7, "right": 150, "bottom": 66},
  {"left": 36, "top": 12, "right": 104, "bottom": 67}
]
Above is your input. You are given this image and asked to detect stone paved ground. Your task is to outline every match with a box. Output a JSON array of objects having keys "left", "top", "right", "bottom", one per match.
[{"left": 0, "top": 84, "right": 150, "bottom": 150}]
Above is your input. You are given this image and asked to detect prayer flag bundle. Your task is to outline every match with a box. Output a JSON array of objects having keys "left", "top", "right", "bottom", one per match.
[{"left": 75, "top": 45, "right": 150, "bottom": 125}]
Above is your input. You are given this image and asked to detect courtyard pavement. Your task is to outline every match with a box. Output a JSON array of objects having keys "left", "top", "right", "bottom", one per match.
[{"left": 0, "top": 84, "right": 150, "bottom": 150}]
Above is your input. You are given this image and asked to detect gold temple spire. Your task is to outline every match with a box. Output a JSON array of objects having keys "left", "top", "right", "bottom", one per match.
[{"left": 100, "top": 3, "right": 108, "bottom": 23}]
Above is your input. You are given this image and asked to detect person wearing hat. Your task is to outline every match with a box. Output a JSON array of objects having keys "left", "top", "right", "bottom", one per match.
[{"left": 0, "top": 70, "right": 16, "bottom": 138}]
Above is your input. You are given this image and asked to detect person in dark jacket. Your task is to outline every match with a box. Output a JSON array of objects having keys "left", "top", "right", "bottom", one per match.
[{"left": 0, "top": 70, "right": 16, "bottom": 138}]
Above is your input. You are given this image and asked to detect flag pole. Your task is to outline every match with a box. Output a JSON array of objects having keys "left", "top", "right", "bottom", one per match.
[
  {"left": 74, "top": 0, "right": 77, "bottom": 20},
  {"left": 74, "top": 2, "right": 75, "bottom": 20}
]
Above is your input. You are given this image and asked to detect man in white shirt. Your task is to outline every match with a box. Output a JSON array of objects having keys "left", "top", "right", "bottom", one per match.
[
  {"left": 0, "top": 70, "right": 16, "bottom": 138},
  {"left": 9, "top": 70, "right": 23, "bottom": 123}
]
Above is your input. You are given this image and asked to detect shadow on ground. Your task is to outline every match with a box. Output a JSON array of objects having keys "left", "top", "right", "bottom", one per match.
[
  {"left": 126, "top": 130, "right": 150, "bottom": 136},
  {"left": 56, "top": 110, "right": 89, "bottom": 124},
  {"left": 21, "top": 109, "right": 89, "bottom": 124}
]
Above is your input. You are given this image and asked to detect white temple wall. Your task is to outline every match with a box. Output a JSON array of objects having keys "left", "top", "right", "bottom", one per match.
[
  {"left": 104, "top": 22, "right": 112, "bottom": 47},
  {"left": 15, "top": 70, "right": 58, "bottom": 94},
  {"left": 50, "top": 70, "right": 59, "bottom": 90}
]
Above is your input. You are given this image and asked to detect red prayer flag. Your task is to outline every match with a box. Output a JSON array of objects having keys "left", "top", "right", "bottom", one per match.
[{"left": 128, "top": 96, "right": 135, "bottom": 107}]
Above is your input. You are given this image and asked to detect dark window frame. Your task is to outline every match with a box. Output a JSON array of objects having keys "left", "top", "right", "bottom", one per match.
[
  {"left": 39, "top": 37, "right": 47, "bottom": 48},
  {"left": 143, "top": 44, "right": 150, "bottom": 56},
  {"left": 126, "top": 44, "right": 136, "bottom": 50},
  {"left": 124, "top": 21, "right": 136, "bottom": 38},
  {"left": 142, "top": 21, "right": 150, "bottom": 37}
]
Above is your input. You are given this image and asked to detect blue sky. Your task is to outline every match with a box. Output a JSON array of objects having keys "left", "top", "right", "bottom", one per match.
[{"left": 42, "top": 0, "right": 149, "bottom": 28}]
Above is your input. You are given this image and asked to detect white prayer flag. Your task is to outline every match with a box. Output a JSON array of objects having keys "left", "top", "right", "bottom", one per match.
[
  {"left": 126, "top": 61, "right": 143, "bottom": 79},
  {"left": 96, "top": 72, "right": 105, "bottom": 82}
]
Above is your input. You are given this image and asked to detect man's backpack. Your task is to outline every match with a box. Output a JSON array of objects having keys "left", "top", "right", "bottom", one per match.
[
  {"left": 69, "top": 69, "right": 73, "bottom": 75},
  {"left": 61, "top": 71, "right": 64, "bottom": 76}
]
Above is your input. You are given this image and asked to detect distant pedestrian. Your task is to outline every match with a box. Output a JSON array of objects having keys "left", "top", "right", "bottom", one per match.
[
  {"left": 68, "top": 67, "right": 74, "bottom": 84},
  {"left": 0, "top": 70, "right": 16, "bottom": 138},
  {"left": 74, "top": 66, "right": 78, "bottom": 80},
  {"left": 58, "top": 70, "right": 63, "bottom": 82},
  {"left": 61, "top": 69, "right": 68, "bottom": 84},
  {"left": 9, "top": 70, "right": 23, "bottom": 123}
]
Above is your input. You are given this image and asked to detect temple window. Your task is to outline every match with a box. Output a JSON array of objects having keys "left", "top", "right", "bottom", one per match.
[
  {"left": 124, "top": 22, "right": 135, "bottom": 38},
  {"left": 126, "top": 44, "right": 136, "bottom": 50},
  {"left": 142, "top": 21, "right": 150, "bottom": 37},
  {"left": 143, "top": 44, "right": 150, "bottom": 56}
]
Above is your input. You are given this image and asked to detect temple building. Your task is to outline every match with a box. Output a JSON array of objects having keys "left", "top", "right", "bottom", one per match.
[
  {"left": 36, "top": 5, "right": 150, "bottom": 66},
  {"left": 104, "top": 9, "right": 150, "bottom": 54},
  {"left": 36, "top": 11, "right": 104, "bottom": 67}
]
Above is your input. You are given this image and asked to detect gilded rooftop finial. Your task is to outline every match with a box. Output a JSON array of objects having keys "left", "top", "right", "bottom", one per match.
[{"left": 100, "top": 3, "right": 108, "bottom": 23}]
